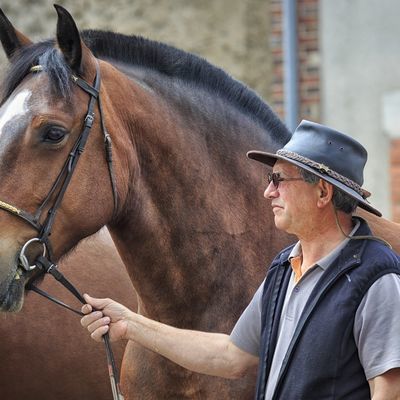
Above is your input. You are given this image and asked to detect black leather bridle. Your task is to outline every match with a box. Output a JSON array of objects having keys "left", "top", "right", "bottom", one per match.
[
  {"left": 0, "top": 61, "right": 117, "bottom": 269},
  {"left": 0, "top": 60, "right": 123, "bottom": 400}
]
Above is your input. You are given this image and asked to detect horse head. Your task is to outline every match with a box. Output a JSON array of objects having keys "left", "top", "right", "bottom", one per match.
[{"left": 0, "top": 6, "right": 117, "bottom": 311}]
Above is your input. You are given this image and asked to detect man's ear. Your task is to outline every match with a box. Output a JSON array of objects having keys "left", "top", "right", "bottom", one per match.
[{"left": 317, "top": 179, "right": 333, "bottom": 208}]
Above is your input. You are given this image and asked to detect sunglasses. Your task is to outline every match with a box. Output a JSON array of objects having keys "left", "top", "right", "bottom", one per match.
[{"left": 267, "top": 172, "right": 303, "bottom": 189}]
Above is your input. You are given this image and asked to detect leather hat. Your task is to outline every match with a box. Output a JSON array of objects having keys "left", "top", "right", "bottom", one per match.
[{"left": 247, "top": 120, "right": 381, "bottom": 216}]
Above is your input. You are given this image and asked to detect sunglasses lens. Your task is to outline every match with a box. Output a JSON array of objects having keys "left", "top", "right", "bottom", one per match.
[
  {"left": 268, "top": 173, "right": 279, "bottom": 188},
  {"left": 273, "top": 173, "right": 279, "bottom": 188}
]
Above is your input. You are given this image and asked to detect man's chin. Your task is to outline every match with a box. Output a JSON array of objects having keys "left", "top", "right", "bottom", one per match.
[{"left": 273, "top": 216, "right": 291, "bottom": 233}]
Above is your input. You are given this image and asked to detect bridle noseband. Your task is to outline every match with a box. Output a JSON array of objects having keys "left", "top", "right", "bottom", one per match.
[{"left": 0, "top": 60, "right": 117, "bottom": 270}]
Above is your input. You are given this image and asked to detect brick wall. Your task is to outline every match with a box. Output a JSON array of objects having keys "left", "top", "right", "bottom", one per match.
[
  {"left": 390, "top": 139, "right": 400, "bottom": 222},
  {"left": 269, "top": 0, "right": 321, "bottom": 124},
  {"left": 270, "top": 0, "right": 285, "bottom": 118}
]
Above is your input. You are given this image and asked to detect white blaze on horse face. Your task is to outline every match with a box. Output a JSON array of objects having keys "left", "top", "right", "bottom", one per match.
[{"left": 0, "top": 90, "right": 32, "bottom": 137}]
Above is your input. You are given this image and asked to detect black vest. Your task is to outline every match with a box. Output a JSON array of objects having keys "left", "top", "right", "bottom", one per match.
[{"left": 255, "top": 219, "right": 400, "bottom": 400}]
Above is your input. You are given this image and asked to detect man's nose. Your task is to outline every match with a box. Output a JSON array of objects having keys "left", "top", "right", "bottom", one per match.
[{"left": 264, "top": 181, "right": 278, "bottom": 199}]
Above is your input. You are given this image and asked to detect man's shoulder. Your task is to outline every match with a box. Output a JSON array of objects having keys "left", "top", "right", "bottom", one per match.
[
  {"left": 363, "top": 238, "right": 400, "bottom": 267},
  {"left": 344, "top": 238, "right": 400, "bottom": 292}
]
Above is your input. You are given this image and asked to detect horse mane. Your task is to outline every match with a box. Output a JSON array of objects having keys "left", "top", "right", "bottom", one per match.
[
  {"left": 0, "top": 30, "right": 290, "bottom": 142},
  {"left": 81, "top": 30, "right": 289, "bottom": 140}
]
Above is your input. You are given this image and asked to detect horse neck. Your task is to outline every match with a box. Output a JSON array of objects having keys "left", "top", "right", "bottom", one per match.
[{"left": 106, "top": 69, "right": 287, "bottom": 324}]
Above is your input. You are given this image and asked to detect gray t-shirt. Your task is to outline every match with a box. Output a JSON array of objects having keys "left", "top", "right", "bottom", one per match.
[{"left": 230, "top": 227, "right": 400, "bottom": 397}]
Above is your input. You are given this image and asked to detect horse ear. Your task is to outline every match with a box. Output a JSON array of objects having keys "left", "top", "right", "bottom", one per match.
[
  {"left": 54, "top": 4, "right": 82, "bottom": 72},
  {"left": 0, "top": 8, "right": 33, "bottom": 59}
]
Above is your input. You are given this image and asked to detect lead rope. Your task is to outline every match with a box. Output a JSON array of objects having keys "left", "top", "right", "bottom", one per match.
[
  {"left": 27, "top": 256, "right": 124, "bottom": 400},
  {"left": 333, "top": 207, "right": 392, "bottom": 249}
]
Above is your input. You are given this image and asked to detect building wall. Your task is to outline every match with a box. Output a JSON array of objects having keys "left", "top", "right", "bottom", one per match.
[
  {"left": 269, "top": 0, "right": 400, "bottom": 220},
  {"left": 320, "top": 0, "right": 400, "bottom": 218},
  {"left": 269, "top": 0, "right": 321, "bottom": 123},
  {"left": 0, "top": 0, "right": 273, "bottom": 102},
  {"left": 390, "top": 139, "right": 400, "bottom": 221},
  {"left": 297, "top": 0, "right": 320, "bottom": 123}
]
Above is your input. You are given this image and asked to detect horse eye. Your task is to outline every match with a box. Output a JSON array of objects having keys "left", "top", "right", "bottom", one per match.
[{"left": 43, "top": 127, "right": 67, "bottom": 144}]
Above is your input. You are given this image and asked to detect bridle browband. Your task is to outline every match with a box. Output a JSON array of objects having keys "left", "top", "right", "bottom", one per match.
[{"left": 0, "top": 60, "right": 123, "bottom": 399}]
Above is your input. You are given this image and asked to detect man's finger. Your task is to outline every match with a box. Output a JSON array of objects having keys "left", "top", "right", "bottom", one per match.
[
  {"left": 81, "top": 303, "right": 92, "bottom": 314},
  {"left": 80, "top": 311, "right": 104, "bottom": 328},
  {"left": 91, "top": 325, "right": 110, "bottom": 342},
  {"left": 87, "top": 316, "right": 111, "bottom": 334}
]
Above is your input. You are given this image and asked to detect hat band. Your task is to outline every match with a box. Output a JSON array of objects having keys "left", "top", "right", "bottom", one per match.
[{"left": 276, "top": 149, "right": 370, "bottom": 199}]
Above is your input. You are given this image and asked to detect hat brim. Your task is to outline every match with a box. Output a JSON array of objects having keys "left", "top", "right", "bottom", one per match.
[{"left": 247, "top": 150, "right": 382, "bottom": 217}]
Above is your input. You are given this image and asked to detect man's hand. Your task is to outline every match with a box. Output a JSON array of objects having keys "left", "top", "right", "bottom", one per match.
[{"left": 81, "top": 294, "right": 132, "bottom": 342}]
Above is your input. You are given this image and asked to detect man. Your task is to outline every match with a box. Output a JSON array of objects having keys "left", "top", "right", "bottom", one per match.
[{"left": 81, "top": 120, "right": 400, "bottom": 399}]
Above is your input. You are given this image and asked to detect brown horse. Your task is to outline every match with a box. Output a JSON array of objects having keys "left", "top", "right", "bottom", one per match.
[
  {"left": 0, "top": 6, "right": 398, "bottom": 399},
  {"left": 0, "top": 228, "right": 138, "bottom": 400}
]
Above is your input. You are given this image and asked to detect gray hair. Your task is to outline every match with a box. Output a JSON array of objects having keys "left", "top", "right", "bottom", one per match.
[{"left": 298, "top": 168, "right": 358, "bottom": 214}]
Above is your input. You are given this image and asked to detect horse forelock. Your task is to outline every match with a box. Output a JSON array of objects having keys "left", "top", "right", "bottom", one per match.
[
  {"left": 0, "top": 40, "right": 73, "bottom": 106},
  {"left": 80, "top": 30, "right": 291, "bottom": 145}
]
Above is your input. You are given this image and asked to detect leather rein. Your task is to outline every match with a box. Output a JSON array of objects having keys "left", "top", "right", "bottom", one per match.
[{"left": 0, "top": 61, "right": 123, "bottom": 400}]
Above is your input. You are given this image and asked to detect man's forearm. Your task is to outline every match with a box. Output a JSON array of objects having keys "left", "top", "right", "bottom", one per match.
[{"left": 126, "top": 312, "right": 258, "bottom": 379}]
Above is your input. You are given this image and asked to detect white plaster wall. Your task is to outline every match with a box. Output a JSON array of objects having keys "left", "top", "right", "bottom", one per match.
[{"left": 320, "top": 0, "right": 400, "bottom": 218}]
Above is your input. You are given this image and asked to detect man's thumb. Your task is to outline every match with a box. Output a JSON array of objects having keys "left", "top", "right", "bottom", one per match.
[{"left": 83, "top": 293, "right": 111, "bottom": 310}]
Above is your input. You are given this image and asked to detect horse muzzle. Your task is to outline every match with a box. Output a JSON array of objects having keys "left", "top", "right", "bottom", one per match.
[{"left": 0, "top": 239, "right": 47, "bottom": 312}]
